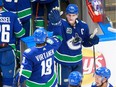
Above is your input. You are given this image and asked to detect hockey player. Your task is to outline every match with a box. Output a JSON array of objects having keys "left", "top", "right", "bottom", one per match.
[
  {"left": 0, "top": 0, "right": 25, "bottom": 87},
  {"left": 91, "top": 67, "right": 113, "bottom": 87},
  {"left": 13, "top": 27, "right": 62, "bottom": 87},
  {"left": 48, "top": 4, "right": 99, "bottom": 87},
  {"left": 68, "top": 71, "right": 83, "bottom": 87},
  {"left": 31, "top": 0, "right": 59, "bottom": 28},
  {"left": 3, "top": 0, "right": 32, "bottom": 37},
  {"left": 3, "top": 0, "right": 32, "bottom": 69}
]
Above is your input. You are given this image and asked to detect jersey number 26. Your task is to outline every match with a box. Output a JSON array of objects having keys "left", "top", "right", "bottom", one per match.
[{"left": 0, "top": 24, "right": 10, "bottom": 42}]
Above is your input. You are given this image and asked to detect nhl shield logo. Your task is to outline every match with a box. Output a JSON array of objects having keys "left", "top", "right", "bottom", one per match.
[{"left": 66, "top": 28, "right": 72, "bottom": 34}]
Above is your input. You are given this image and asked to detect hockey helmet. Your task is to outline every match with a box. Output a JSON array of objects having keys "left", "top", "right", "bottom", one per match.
[
  {"left": 68, "top": 71, "right": 83, "bottom": 86},
  {"left": 95, "top": 67, "right": 111, "bottom": 79},
  {"left": 0, "top": 0, "right": 3, "bottom": 7},
  {"left": 33, "top": 27, "right": 47, "bottom": 44},
  {"left": 65, "top": 4, "right": 79, "bottom": 14}
]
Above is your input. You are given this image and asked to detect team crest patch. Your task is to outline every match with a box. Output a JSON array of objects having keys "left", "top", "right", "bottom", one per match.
[{"left": 66, "top": 28, "right": 72, "bottom": 34}]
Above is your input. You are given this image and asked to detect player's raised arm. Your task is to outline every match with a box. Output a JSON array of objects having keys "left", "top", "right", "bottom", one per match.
[
  {"left": 48, "top": 7, "right": 62, "bottom": 37},
  {"left": 48, "top": 7, "right": 61, "bottom": 25}
]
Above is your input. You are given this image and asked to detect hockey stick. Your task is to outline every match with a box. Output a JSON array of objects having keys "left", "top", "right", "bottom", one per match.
[
  {"left": 15, "top": 0, "right": 22, "bottom": 74},
  {"left": 17, "top": 65, "right": 24, "bottom": 87},
  {"left": 90, "top": 28, "right": 98, "bottom": 72},
  {"left": 90, "top": 28, "right": 98, "bottom": 39},
  {"left": 15, "top": 1, "right": 25, "bottom": 87},
  {"left": 36, "top": 2, "right": 39, "bottom": 18}
]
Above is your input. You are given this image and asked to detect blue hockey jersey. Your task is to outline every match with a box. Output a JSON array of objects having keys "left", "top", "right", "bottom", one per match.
[
  {"left": 48, "top": 19, "right": 99, "bottom": 65},
  {"left": 18, "top": 35, "right": 62, "bottom": 87},
  {"left": 3, "top": 0, "right": 32, "bottom": 22},
  {"left": 32, "top": 0, "right": 55, "bottom": 3},
  {"left": 91, "top": 82, "right": 114, "bottom": 87},
  {"left": 0, "top": 11, "right": 25, "bottom": 47}
]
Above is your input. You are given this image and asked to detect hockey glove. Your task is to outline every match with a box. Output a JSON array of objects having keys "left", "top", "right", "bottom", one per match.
[
  {"left": 48, "top": 7, "right": 61, "bottom": 25},
  {"left": 12, "top": 74, "right": 21, "bottom": 87},
  {"left": 12, "top": 73, "right": 26, "bottom": 87},
  {"left": 12, "top": 79, "right": 24, "bottom": 87},
  {"left": 12, "top": 79, "right": 18, "bottom": 87},
  {"left": 89, "top": 35, "right": 99, "bottom": 45}
]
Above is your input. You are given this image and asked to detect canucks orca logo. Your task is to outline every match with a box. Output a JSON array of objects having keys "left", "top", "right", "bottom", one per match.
[{"left": 67, "top": 36, "right": 82, "bottom": 50}]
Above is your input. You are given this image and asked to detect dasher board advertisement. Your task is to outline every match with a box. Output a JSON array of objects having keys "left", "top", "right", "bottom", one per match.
[{"left": 82, "top": 40, "right": 116, "bottom": 87}]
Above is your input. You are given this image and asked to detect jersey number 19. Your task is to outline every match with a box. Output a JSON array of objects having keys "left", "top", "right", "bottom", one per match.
[{"left": 41, "top": 58, "right": 52, "bottom": 76}]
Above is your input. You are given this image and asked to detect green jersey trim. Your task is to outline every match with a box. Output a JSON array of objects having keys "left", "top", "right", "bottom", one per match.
[
  {"left": 17, "top": 8, "right": 32, "bottom": 19},
  {"left": 55, "top": 51, "right": 82, "bottom": 63},
  {"left": 15, "top": 28, "right": 25, "bottom": 38},
  {"left": 35, "top": 19, "right": 44, "bottom": 27},
  {"left": 22, "top": 69, "right": 32, "bottom": 78},
  {"left": 26, "top": 73, "right": 57, "bottom": 87},
  {"left": 9, "top": 44, "right": 16, "bottom": 51},
  {"left": 3, "top": 7, "right": 32, "bottom": 19},
  {"left": 54, "top": 35, "right": 63, "bottom": 41}
]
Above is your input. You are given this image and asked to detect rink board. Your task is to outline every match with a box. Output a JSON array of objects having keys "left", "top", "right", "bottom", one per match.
[{"left": 82, "top": 22, "right": 116, "bottom": 86}]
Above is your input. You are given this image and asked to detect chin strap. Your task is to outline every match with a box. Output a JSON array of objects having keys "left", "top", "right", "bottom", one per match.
[{"left": 98, "top": 77, "right": 108, "bottom": 87}]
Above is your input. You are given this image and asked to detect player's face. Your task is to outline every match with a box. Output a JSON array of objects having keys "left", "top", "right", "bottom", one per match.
[
  {"left": 66, "top": 14, "right": 78, "bottom": 26},
  {"left": 94, "top": 74, "right": 103, "bottom": 86}
]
